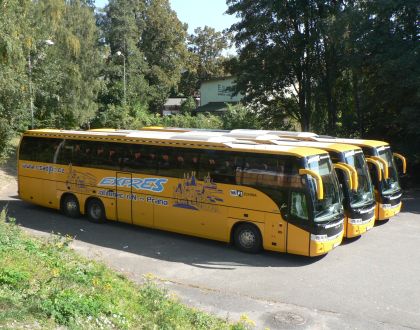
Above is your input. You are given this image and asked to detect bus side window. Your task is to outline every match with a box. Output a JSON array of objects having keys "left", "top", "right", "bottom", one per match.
[
  {"left": 200, "top": 150, "right": 240, "bottom": 184},
  {"left": 19, "top": 137, "right": 40, "bottom": 162},
  {"left": 142, "top": 146, "right": 158, "bottom": 175},
  {"left": 56, "top": 139, "right": 74, "bottom": 165},
  {"left": 157, "top": 148, "right": 200, "bottom": 178},
  {"left": 19, "top": 137, "right": 63, "bottom": 163}
]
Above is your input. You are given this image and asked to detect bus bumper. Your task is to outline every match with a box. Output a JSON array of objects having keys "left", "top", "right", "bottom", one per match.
[
  {"left": 310, "top": 231, "right": 343, "bottom": 257},
  {"left": 376, "top": 202, "right": 402, "bottom": 220},
  {"left": 345, "top": 215, "right": 375, "bottom": 238}
]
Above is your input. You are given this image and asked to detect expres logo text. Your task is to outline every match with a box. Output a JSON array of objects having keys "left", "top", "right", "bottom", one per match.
[{"left": 99, "top": 177, "right": 168, "bottom": 193}]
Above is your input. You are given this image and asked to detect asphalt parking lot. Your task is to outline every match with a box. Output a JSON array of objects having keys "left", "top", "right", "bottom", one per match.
[{"left": 1, "top": 179, "right": 419, "bottom": 329}]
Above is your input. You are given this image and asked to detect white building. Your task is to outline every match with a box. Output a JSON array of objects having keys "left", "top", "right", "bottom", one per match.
[{"left": 196, "top": 77, "right": 243, "bottom": 113}]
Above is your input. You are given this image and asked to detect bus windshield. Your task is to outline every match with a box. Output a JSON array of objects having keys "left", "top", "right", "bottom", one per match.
[
  {"left": 377, "top": 146, "right": 400, "bottom": 195},
  {"left": 344, "top": 151, "right": 375, "bottom": 208},
  {"left": 306, "top": 156, "right": 342, "bottom": 223}
]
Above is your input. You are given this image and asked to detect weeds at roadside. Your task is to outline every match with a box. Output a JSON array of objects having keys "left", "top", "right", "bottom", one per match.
[{"left": 0, "top": 209, "right": 251, "bottom": 329}]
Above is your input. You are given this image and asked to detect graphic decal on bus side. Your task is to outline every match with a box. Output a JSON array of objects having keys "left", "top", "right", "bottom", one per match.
[
  {"left": 22, "top": 163, "right": 65, "bottom": 174},
  {"left": 173, "top": 172, "right": 223, "bottom": 212},
  {"left": 66, "top": 165, "right": 97, "bottom": 193},
  {"left": 98, "top": 177, "right": 168, "bottom": 193}
]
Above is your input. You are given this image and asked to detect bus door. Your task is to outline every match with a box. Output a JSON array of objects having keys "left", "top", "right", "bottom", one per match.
[
  {"left": 116, "top": 172, "right": 133, "bottom": 224},
  {"left": 286, "top": 190, "right": 311, "bottom": 256}
]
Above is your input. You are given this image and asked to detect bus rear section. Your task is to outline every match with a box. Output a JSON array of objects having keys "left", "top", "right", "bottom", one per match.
[{"left": 17, "top": 129, "right": 344, "bottom": 257}]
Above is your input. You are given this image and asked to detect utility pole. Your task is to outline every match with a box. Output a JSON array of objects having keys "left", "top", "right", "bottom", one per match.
[{"left": 116, "top": 51, "right": 126, "bottom": 105}]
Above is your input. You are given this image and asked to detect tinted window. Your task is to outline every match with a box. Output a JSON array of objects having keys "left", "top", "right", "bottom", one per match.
[
  {"left": 199, "top": 150, "right": 243, "bottom": 184},
  {"left": 56, "top": 139, "right": 124, "bottom": 171},
  {"left": 120, "top": 144, "right": 158, "bottom": 174},
  {"left": 19, "top": 137, "right": 62, "bottom": 163},
  {"left": 157, "top": 147, "right": 200, "bottom": 178},
  {"left": 240, "top": 154, "right": 301, "bottom": 208}
]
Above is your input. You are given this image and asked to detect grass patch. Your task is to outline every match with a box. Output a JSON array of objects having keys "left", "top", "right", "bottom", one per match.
[{"left": 0, "top": 209, "right": 251, "bottom": 329}]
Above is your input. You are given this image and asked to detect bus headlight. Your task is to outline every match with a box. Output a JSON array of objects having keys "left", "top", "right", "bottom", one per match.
[
  {"left": 348, "top": 218, "right": 362, "bottom": 224},
  {"left": 311, "top": 234, "right": 328, "bottom": 242}
]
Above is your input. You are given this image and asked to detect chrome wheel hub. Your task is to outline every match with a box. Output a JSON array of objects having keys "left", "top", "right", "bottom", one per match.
[{"left": 239, "top": 230, "right": 255, "bottom": 248}]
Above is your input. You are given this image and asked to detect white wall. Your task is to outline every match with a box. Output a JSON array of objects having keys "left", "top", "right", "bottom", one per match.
[{"left": 200, "top": 77, "right": 243, "bottom": 106}]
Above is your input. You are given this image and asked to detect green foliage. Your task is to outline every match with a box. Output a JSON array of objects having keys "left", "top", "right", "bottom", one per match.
[
  {"left": 0, "top": 209, "right": 246, "bottom": 329},
  {"left": 227, "top": 0, "right": 419, "bottom": 179},
  {"left": 180, "top": 96, "right": 198, "bottom": 114},
  {"left": 161, "top": 113, "right": 223, "bottom": 129},
  {"left": 179, "top": 26, "right": 231, "bottom": 97},
  {"left": 100, "top": 0, "right": 189, "bottom": 112},
  {"left": 221, "top": 103, "right": 260, "bottom": 130}
]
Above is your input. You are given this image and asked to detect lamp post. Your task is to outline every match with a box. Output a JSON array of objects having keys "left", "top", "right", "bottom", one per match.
[
  {"left": 28, "top": 39, "right": 54, "bottom": 129},
  {"left": 116, "top": 51, "right": 126, "bottom": 105}
]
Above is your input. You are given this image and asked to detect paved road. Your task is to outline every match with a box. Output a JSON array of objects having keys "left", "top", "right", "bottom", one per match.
[{"left": 1, "top": 178, "right": 419, "bottom": 329}]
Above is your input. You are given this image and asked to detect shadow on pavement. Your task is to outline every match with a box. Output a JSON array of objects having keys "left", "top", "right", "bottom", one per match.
[
  {"left": 402, "top": 189, "right": 420, "bottom": 214},
  {"left": 0, "top": 199, "right": 323, "bottom": 269}
]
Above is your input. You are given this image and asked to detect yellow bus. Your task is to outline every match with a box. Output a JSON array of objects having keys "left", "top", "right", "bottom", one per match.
[
  {"left": 18, "top": 129, "right": 345, "bottom": 257},
  {"left": 96, "top": 128, "right": 376, "bottom": 238},
  {"left": 242, "top": 130, "right": 406, "bottom": 221},
  {"left": 222, "top": 131, "right": 376, "bottom": 238}
]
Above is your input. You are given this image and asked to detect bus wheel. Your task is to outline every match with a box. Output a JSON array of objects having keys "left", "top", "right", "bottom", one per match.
[
  {"left": 234, "top": 224, "right": 262, "bottom": 253},
  {"left": 61, "top": 194, "right": 80, "bottom": 218},
  {"left": 86, "top": 199, "right": 106, "bottom": 223}
]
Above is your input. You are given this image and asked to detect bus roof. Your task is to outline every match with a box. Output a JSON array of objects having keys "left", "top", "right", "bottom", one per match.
[
  {"left": 310, "top": 137, "right": 388, "bottom": 149},
  {"left": 24, "top": 129, "right": 329, "bottom": 158},
  {"left": 89, "top": 128, "right": 370, "bottom": 152},
  {"left": 230, "top": 129, "right": 389, "bottom": 149},
  {"left": 225, "top": 132, "right": 361, "bottom": 153},
  {"left": 231, "top": 129, "right": 318, "bottom": 138}
]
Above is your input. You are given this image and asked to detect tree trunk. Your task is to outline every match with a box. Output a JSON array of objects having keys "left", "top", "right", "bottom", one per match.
[{"left": 352, "top": 69, "right": 363, "bottom": 137}]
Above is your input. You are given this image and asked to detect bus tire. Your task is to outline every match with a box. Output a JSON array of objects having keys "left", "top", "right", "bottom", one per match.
[
  {"left": 61, "top": 194, "right": 81, "bottom": 218},
  {"left": 86, "top": 198, "right": 106, "bottom": 223},
  {"left": 233, "top": 223, "right": 262, "bottom": 253}
]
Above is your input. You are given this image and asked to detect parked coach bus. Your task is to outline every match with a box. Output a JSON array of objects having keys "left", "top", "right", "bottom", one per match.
[
  {"left": 222, "top": 131, "right": 376, "bottom": 238},
  {"left": 242, "top": 130, "right": 406, "bottom": 221},
  {"left": 137, "top": 127, "right": 376, "bottom": 238},
  {"left": 18, "top": 129, "right": 345, "bottom": 257}
]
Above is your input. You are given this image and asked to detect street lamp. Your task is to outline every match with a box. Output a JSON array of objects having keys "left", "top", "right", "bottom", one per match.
[
  {"left": 28, "top": 39, "right": 54, "bottom": 129},
  {"left": 116, "top": 51, "right": 126, "bottom": 105}
]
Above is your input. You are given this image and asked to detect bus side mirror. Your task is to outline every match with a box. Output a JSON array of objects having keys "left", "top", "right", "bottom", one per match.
[
  {"left": 366, "top": 158, "right": 382, "bottom": 182},
  {"left": 393, "top": 153, "right": 407, "bottom": 175},
  {"left": 334, "top": 162, "right": 358, "bottom": 191},
  {"left": 370, "top": 156, "right": 389, "bottom": 180},
  {"left": 299, "top": 169, "right": 324, "bottom": 200},
  {"left": 334, "top": 163, "right": 353, "bottom": 190}
]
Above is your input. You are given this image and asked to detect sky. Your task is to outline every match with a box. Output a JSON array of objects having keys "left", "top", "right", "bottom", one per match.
[{"left": 94, "top": 0, "right": 238, "bottom": 34}]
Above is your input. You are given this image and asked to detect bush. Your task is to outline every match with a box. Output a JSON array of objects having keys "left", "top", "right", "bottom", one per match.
[
  {"left": 0, "top": 118, "right": 14, "bottom": 162},
  {"left": 221, "top": 103, "right": 261, "bottom": 130}
]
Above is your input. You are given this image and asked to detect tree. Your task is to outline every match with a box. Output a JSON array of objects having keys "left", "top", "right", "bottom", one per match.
[
  {"left": 180, "top": 96, "right": 197, "bottom": 114},
  {"left": 141, "top": 0, "right": 189, "bottom": 112},
  {"left": 179, "top": 26, "right": 231, "bottom": 97},
  {"left": 227, "top": 0, "right": 323, "bottom": 131},
  {"left": 0, "top": 0, "right": 33, "bottom": 158},
  {"left": 98, "top": 0, "right": 150, "bottom": 110},
  {"left": 99, "top": 0, "right": 188, "bottom": 114}
]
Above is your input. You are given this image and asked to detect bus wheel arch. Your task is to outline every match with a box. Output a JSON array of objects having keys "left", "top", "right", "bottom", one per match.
[
  {"left": 85, "top": 197, "right": 106, "bottom": 223},
  {"left": 60, "top": 193, "right": 81, "bottom": 218},
  {"left": 231, "top": 222, "right": 262, "bottom": 253}
]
